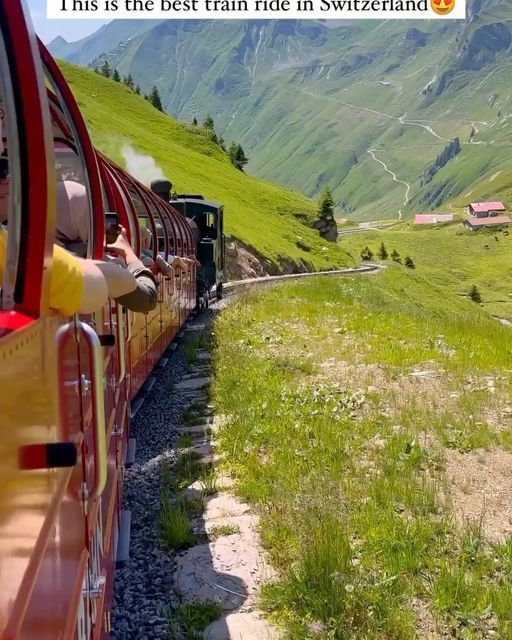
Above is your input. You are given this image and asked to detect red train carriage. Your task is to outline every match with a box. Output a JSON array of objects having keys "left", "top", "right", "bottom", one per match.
[{"left": 0, "top": 2, "right": 197, "bottom": 638}]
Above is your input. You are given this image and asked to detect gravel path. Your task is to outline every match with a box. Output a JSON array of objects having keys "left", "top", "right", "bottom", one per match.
[{"left": 112, "top": 317, "right": 211, "bottom": 640}]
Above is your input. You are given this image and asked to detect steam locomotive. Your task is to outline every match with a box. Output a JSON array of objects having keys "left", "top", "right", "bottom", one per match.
[
  {"left": 0, "top": 2, "right": 224, "bottom": 638},
  {"left": 151, "top": 179, "right": 225, "bottom": 304}
]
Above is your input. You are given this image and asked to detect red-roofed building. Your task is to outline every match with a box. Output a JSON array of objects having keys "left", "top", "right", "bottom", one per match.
[
  {"left": 414, "top": 214, "right": 453, "bottom": 225},
  {"left": 463, "top": 215, "right": 511, "bottom": 230},
  {"left": 468, "top": 202, "right": 506, "bottom": 217}
]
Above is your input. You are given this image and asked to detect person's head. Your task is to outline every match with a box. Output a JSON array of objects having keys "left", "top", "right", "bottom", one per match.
[{"left": 140, "top": 227, "right": 152, "bottom": 251}]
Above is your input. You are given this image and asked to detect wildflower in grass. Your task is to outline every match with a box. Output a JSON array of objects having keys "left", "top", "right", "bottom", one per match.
[{"left": 308, "top": 620, "right": 327, "bottom": 636}]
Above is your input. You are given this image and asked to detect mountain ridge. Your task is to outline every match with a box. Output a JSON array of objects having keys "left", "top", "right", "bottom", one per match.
[{"left": 50, "top": 4, "right": 512, "bottom": 220}]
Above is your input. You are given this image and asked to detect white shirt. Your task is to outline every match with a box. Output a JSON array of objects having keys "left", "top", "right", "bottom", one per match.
[{"left": 55, "top": 180, "right": 89, "bottom": 248}]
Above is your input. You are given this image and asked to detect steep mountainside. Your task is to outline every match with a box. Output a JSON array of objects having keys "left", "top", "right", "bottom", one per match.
[
  {"left": 51, "top": 2, "right": 512, "bottom": 220},
  {"left": 59, "top": 62, "right": 351, "bottom": 272},
  {"left": 50, "top": 20, "right": 162, "bottom": 66}
]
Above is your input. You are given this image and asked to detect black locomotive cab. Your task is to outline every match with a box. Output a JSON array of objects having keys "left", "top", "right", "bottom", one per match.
[
  {"left": 150, "top": 179, "right": 225, "bottom": 302},
  {"left": 171, "top": 196, "right": 225, "bottom": 299}
]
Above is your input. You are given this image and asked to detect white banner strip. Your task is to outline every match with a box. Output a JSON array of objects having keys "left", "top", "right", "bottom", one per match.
[{"left": 47, "top": 0, "right": 466, "bottom": 20}]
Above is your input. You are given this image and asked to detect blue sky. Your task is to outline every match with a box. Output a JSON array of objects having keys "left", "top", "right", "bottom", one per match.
[{"left": 26, "top": 0, "right": 110, "bottom": 43}]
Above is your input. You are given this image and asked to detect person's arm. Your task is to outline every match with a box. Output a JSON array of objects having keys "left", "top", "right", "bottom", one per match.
[
  {"left": 117, "top": 262, "right": 158, "bottom": 313},
  {"left": 155, "top": 254, "right": 175, "bottom": 278},
  {"left": 52, "top": 245, "right": 135, "bottom": 315},
  {"left": 173, "top": 256, "right": 190, "bottom": 272},
  {"left": 188, "top": 254, "right": 201, "bottom": 268},
  {"left": 91, "top": 260, "right": 137, "bottom": 300},
  {"left": 106, "top": 229, "right": 158, "bottom": 313},
  {"left": 62, "top": 253, "right": 137, "bottom": 314}
]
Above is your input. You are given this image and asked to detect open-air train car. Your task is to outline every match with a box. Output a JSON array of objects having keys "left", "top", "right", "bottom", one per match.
[{"left": 0, "top": 2, "right": 200, "bottom": 638}]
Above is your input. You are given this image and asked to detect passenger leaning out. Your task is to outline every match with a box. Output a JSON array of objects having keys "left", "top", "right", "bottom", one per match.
[
  {"left": 106, "top": 226, "right": 158, "bottom": 314},
  {"left": 0, "top": 116, "right": 137, "bottom": 316},
  {"left": 51, "top": 163, "right": 158, "bottom": 313}
]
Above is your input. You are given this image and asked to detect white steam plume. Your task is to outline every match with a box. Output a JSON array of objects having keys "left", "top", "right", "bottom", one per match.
[{"left": 121, "top": 144, "right": 166, "bottom": 186}]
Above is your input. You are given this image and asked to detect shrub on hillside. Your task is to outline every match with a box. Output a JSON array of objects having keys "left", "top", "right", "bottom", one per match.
[
  {"left": 378, "top": 243, "right": 388, "bottom": 260},
  {"left": 469, "top": 285, "right": 482, "bottom": 303},
  {"left": 404, "top": 256, "right": 415, "bottom": 269},
  {"left": 391, "top": 249, "right": 401, "bottom": 263},
  {"left": 361, "top": 246, "right": 373, "bottom": 261},
  {"left": 318, "top": 187, "right": 335, "bottom": 221}
]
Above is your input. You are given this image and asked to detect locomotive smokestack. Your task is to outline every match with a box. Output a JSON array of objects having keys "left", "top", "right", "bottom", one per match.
[{"left": 150, "top": 179, "right": 173, "bottom": 202}]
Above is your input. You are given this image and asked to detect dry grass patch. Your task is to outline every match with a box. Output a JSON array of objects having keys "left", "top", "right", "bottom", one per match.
[
  {"left": 411, "top": 597, "right": 450, "bottom": 640},
  {"left": 445, "top": 447, "right": 512, "bottom": 542}
]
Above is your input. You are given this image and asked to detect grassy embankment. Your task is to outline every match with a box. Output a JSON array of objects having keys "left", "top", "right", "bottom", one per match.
[
  {"left": 339, "top": 221, "right": 512, "bottom": 321},
  {"left": 59, "top": 61, "right": 351, "bottom": 272},
  {"left": 213, "top": 266, "right": 512, "bottom": 639}
]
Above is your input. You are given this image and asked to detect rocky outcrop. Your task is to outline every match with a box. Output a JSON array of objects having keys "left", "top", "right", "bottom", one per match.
[
  {"left": 225, "top": 238, "right": 314, "bottom": 279},
  {"left": 420, "top": 138, "right": 461, "bottom": 186},
  {"left": 459, "top": 22, "right": 512, "bottom": 71},
  {"left": 404, "top": 27, "right": 428, "bottom": 48},
  {"left": 312, "top": 217, "right": 338, "bottom": 242},
  {"left": 224, "top": 240, "right": 270, "bottom": 280},
  {"left": 431, "top": 20, "right": 511, "bottom": 97}
]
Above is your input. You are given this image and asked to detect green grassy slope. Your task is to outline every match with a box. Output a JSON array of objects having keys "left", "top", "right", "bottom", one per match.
[
  {"left": 213, "top": 269, "right": 512, "bottom": 638},
  {"left": 339, "top": 222, "right": 512, "bottom": 320},
  {"left": 60, "top": 61, "right": 351, "bottom": 271}
]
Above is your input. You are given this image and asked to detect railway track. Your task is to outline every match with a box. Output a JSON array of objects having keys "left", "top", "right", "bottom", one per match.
[{"left": 222, "top": 263, "right": 383, "bottom": 294}]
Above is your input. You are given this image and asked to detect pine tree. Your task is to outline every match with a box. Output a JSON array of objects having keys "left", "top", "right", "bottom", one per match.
[
  {"left": 378, "top": 242, "right": 388, "bottom": 260},
  {"left": 228, "top": 141, "right": 237, "bottom": 165},
  {"left": 404, "top": 256, "right": 416, "bottom": 269},
  {"left": 469, "top": 284, "right": 482, "bottom": 303},
  {"left": 193, "top": 116, "right": 198, "bottom": 126},
  {"left": 126, "top": 73, "right": 134, "bottom": 90},
  {"left": 361, "top": 246, "right": 373, "bottom": 261},
  {"left": 112, "top": 69, "right": 120, "bottom": 82},
  {"left": 318, "top": 187, "right": 335, "bottom": 221},
  {"left": 203, "top": 115, "right": 215, "bottom": 130},
  {"left": 391, "top": 249, "right": 401, "bottom": 263},
  {"left": 100, "top": 60, "right": 111, "bottom": 78},
  {"left": 148, "top": 86, "right": 163, "bottom": 112},
  {"left": 135, "top": 85, "right": 141, "bottom": 95},
  {"left": 234, "top": 145, "right": 248, "bottom": 171}
]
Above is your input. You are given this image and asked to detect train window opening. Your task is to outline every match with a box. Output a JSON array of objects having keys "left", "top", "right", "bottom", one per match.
[
  {"left": 0, "top": 30, "right": 22, "bottom": 312},
  {"left": 53, "top": 139, "right": 90, "bottom": 258},
  {"left": 141, "top": 191, "right": 168, "bottom": 260},
  {"left": 156, "top": 223, "right": 165, "bottom": 253},
  {"left": 105, "top": 162, "right": 138, "bottom": 247},
  {"left": 43, "top": 65, "right": 102, "bottom": 259},
  {"left": 203, "top": 210, "right": 218, "bottom": 240},
  {"left": 154, "top": 199, "right": 178, "bottom": 261}
]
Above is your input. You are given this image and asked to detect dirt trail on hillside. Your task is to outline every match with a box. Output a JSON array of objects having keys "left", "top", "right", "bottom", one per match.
[{"left": 367, "top": 149, "right": 410, "bottom": 219}]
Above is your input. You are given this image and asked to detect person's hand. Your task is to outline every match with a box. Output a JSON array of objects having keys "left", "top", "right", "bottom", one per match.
[
  {"left": 156, "top": 254, "right": 174, "bottom": 278},
  {"left": 106, "top": 228, "right": 132, "bottom": 261}
]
